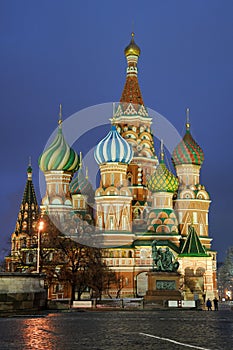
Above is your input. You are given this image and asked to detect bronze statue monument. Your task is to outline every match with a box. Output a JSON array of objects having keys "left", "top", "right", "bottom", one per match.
[
  {"left": 144, "top": 240, "right": 182, "bottom": 304},
  {"left": 151, "top": 240, "right": 179, "bottom": 272}
]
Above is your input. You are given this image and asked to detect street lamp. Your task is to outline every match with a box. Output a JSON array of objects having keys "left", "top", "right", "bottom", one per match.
[{"left": 36, "top": 220, "right": 44, "bottom": 273}]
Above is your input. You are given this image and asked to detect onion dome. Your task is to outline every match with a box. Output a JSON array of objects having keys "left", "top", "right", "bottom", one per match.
[
  {"left": 39, "top": 107, "right": 79, "bottom": 172},
  {"left": 94, "top": 125, "right": 133, "bottom": 165},
  {"left": 70, "top": 168, "right": 93, "bottom": 197},
  {"left": 124, "top": 32, "right": 141, "bottom": 57},
  {"left": 147, "top": 145, "right": 178, "bottom": 193},
  {"left": 172, "top": 109, "right": 204, "bottom": 166}
]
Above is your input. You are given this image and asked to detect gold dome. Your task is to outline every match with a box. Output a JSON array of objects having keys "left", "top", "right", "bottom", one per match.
[{"left": 124, "top": 32, "right": 141, "bottom": 57}]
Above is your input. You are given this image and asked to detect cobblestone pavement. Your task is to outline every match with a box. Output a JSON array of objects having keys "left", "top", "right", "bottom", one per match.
[{"left": 0, "top": 309, "right": 232, "bottom": 349}]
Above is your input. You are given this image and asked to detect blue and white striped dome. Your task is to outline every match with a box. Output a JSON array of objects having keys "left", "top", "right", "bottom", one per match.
[{"left": 94, "top": 125, "right": 133, "bottom": 165}]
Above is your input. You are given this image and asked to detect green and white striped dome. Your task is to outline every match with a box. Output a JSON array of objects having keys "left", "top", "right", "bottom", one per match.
[{"left": 39, "top": 126, "right": 79, "bottom": 172}]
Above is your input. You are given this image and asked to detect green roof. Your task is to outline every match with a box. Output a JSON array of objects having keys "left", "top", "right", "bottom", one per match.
[
  {"left": 133, "top": 239, "right": 180, "bottom": 253},
  {"left": 179, "top": 225, "right": 209, "bottom": 257}
]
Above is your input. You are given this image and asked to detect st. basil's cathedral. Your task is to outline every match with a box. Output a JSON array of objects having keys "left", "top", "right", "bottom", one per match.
[{"left": 5, "top": 34, "right": 217, "bottom": 301}]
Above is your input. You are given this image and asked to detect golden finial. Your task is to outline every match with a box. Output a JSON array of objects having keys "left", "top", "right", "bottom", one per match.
[
  {"left": 58, "top": 104, "right": 62, "bottom": 126},
  {"left": 124, "top": 32, "right": 141, "bottom": 57},
  {"left": 85, "top": 166, "right": 88, "bottom": 179},
  {"left": 79, "top": 152, "right": 82, "bottom": 169},
  {"left": 186, "top": 107, "right": 190, "bottom": 131},
  {"left": 160, "top": 139, "right": 164, "bottom": 162}
]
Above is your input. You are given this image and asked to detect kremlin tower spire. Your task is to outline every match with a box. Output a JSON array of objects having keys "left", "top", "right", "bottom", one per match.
[
  {"left": 15, "top": 161, "right": 39, "bottom": 236},
  {"left": 6, "top": 162, "right": 40, "bottom": 271}
]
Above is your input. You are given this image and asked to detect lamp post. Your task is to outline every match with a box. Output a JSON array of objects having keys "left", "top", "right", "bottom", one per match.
[{"left": 36, "top": 220, "right": 44, "bottom": 273}]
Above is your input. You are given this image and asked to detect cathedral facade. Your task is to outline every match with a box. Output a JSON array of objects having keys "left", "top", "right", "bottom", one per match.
[{"left": 5, "top": 34, "right": 217, "bottom": 302}]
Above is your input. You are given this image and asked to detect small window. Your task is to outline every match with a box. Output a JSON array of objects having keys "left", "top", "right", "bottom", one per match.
[
  {"left": 111, "top": 173, "right": 114, "bottom": 185},
  {"left": 193, "top": 212, "right": 198, "bottom": 224},
  {"left": 122, "top": 216, "right": 127, "bottom": 230},
  {"left": 200, "top": 224, "right": 203, "bottom": 235},
  {"left": 109, "top": 216, "right": 114, "bottom": 230}
]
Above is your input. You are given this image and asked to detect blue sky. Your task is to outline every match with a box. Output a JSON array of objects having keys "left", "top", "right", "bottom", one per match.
[{"left": 0, "top": 0, "right": 233, "bottom": 261}]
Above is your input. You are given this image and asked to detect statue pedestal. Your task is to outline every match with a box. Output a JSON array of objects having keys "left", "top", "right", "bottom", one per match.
[{"left": 145, "top": 271, "right": 182, "bottom": 303}]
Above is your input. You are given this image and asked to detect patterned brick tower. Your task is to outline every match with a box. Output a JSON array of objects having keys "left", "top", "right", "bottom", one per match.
[
  {"left": 172, "top": 109, "right": 211, "bottom": 250},
  {"left": 147, "top": 141, "right": 180, "bottom": 247},
  {"left": 172, "top": 109, "right": 217, "bottom": 299},
  {"left": 94, "top": 124, "right": 134, "bottom": 246},
  {"left": 113, "top": 33, "right": 158, "bottom": 229}
]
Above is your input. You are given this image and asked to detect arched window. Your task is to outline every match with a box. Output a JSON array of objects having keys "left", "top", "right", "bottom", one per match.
[
  {"left": 134, "top": 208, "right": 140, "bottom": 219},
  {"left": 127, "top": 173, "right": 132, "bottom": 185}
]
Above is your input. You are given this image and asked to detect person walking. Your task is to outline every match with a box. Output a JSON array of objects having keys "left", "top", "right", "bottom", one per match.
[
  {"left": 213, "top": 297, "right": 218, "bottom": 311},
  {"left": 206, "top": 298, "right": 212, "bottom": 311}
]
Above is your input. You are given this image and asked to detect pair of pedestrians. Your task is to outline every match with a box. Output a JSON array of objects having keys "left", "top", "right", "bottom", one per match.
[{"left": 206, "top": 297, "right": 218, "bottom": 311}]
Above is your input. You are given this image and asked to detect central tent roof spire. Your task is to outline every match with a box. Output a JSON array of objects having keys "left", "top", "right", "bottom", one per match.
[{"left": 120, "top": 32, "right": 144, "bottom": 107}]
